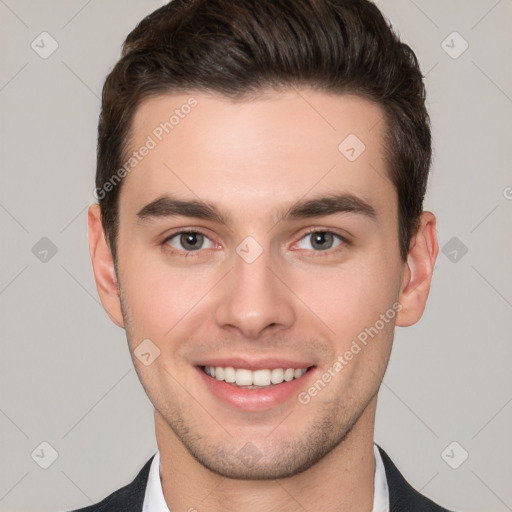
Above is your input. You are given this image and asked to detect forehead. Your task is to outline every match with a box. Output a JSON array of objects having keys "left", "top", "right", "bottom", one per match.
[{"left": 119, "top": 89, "right": 394, "bottom": 223}]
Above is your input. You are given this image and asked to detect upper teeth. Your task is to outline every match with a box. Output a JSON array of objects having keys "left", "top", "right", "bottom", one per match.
[{"left": 203, "top": 366, "right": 307, "bottom": 386}]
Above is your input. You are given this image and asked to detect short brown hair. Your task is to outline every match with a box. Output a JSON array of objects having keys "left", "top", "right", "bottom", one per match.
[{"left": 96, "top": 0, "right": 431, "bottom": 262}]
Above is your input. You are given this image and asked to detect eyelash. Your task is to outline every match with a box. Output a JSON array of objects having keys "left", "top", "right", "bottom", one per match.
[
  {"left": 161, "top": 228, "right": 349, "bottom": 257},
  {"left": 297, "top": 228, "right": 349, "bottom": 256},
  {"left": 162, "top": 229, "right": 213, "bottom": 258}
]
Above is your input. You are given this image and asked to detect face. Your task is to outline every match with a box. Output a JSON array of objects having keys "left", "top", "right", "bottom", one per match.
[{"left": 90, "top": 89, "right": 434, "bottom": 480}]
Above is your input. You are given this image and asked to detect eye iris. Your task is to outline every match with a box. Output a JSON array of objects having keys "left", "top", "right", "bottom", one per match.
[
  {"left": 180, "top": 232, "right": 203, "bottom": 251},
  {"left": 311, "top": 232, "right": 333, "bottom": 250}
]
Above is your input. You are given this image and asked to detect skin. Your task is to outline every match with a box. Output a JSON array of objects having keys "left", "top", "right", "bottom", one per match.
[{"left": 88, "top": 89, "right": 438, "bottom": 512}]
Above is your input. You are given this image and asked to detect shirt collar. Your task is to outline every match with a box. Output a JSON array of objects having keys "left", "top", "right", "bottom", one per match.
[
  {"left": 142, "top": 450, "right": 169, "bottom": 512},
  {"left": 143, "top": 443, "right": 389, "bottom": 512},
  {"left": 373, "top": 443, "right": 390, "bottom": 512}
]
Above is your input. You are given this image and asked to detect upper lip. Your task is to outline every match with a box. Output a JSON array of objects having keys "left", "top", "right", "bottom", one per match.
[{"left": 196, "top": 357, "right": 315, "bottom": 371}]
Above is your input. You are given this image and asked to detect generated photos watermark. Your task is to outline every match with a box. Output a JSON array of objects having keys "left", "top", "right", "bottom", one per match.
[
  {"left": 298, "top": 301, "right": 402, "bottom": 405},
  {"left": 93, "top": 97, "right": 198, "bottom": 201}
]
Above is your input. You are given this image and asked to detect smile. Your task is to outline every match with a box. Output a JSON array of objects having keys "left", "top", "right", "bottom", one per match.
[{"left": 202, "top": 366, "right": 309, "bottom": 388}]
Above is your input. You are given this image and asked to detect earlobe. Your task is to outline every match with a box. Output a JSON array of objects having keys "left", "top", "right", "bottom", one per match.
[
  {"left": 88, "top": 204, "right": 124, "bottom": 328},
  {"left": 396, "top": 211, "right": 439, "bottom": 327}
]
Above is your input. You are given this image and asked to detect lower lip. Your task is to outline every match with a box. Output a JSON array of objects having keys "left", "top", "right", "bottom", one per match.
[{"left": 196, "top": 366, "right": 316, "bottom": 411}]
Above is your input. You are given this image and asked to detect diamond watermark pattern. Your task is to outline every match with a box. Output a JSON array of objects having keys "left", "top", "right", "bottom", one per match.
[
  {"left": 441, "top": 236, "right": 468, "bottom": 263},
  {"left": 31, "top": 441, "right": 59, "bottom": 469},
  {"left": 441, "top": 441, "right": 469, "bottom": 469},
  {"left": 236, "top": 236, "right": 263, "bottom": 264},
  {"left": 236, "top": 442, "right": 263, "bottom": 468},
  {"left": 31, "top": 31, "right": 59, "bottom": 59},
  {"left": 338, "top": 134, "right": 366, "bottom": 162},
  {"left": 441, "top": 31, "right": 469, "bottom": 59},
  {"left": 32, "top": 237, "right": 58, "bottom": 263},
  {"left": 134, "top": 338, "right": 161, "bottom": 366}
]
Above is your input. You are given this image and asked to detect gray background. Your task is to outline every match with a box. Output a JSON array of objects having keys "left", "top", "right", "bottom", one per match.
[{"left": 0, "top": 1, "right": 511, "bottom": 511}]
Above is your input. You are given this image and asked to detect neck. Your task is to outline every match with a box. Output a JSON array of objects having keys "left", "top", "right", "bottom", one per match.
[{"left": 156, "top": 397, "right": 377, "bottom": 512}]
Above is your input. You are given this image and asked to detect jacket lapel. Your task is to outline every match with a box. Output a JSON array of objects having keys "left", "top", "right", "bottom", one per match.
[{"left": 377, "top": 445, "right": 451, "bottom": 512}]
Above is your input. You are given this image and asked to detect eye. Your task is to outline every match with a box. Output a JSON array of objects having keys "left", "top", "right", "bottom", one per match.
[
  {"left": 164, "top": 230, "right": 215, "bottom": 252},
  {"left": 296, "top": 231, "right": 345, "bottom": 252}
]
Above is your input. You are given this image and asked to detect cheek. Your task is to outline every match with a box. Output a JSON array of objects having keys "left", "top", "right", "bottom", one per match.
[
  {"left": 291, "top": 256, "right": 401, "bottom": 344},
  {"left": 118, "top": 247, "right": 217, "bottom": 342}
]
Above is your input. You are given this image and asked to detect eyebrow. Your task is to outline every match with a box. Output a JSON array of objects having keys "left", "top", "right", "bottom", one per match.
[{"left": 136, "top": 192, "right": 377, "bottom": 225}]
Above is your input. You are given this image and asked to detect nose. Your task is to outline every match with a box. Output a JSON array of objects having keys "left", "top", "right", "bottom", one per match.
[{"left": 213, "top": 246, "right": 296, "bottom": 340}]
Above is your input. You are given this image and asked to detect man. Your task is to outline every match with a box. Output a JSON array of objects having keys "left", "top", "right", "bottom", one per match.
[{"left": 72, "top": 0, "right": 451, "bottom": 510}]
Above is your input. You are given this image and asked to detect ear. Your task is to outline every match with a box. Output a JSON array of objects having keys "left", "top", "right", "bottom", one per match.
[
  {"left": 88, "top": 204, "right": 124, "bottom": 328},
  {"left": 396, "top": 211, "right": 439, "bottom": 327}
]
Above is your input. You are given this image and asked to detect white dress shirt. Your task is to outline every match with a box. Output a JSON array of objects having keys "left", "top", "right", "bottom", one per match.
[{"left": 143, "top": 443, "right": 389, "bottom": 511}]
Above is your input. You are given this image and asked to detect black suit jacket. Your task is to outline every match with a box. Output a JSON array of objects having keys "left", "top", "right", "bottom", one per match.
[{"left": 69, "top": 445, "right": 453, "bottom": 511}]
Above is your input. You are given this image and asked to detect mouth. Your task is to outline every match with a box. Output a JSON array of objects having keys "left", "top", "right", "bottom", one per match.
[
  {"left": 195, "top": 361, "right": 317, "bottom": 411},
  {"left": 201, "top": 365, "right": 311, "bottom": 389}
]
